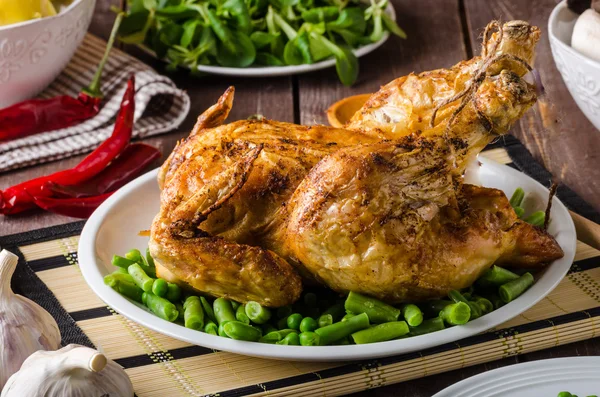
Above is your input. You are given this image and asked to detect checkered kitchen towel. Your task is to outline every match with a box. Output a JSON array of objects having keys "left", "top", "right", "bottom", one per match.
[{"left": 0, "top": 34, "right": 191, "bottom": 172}]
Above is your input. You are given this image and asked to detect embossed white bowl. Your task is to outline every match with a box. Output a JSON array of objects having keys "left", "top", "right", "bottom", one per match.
[
  {"left": 0, "top": 0, "right": 96, "bottom": 108},
  {"left": 549, "top": 1, "right": 600, "bottom": 131}
]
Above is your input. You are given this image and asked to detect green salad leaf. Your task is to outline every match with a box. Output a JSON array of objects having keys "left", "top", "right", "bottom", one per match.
[{"left": 120, "top": 0, "right": 406, "bottom": 85}]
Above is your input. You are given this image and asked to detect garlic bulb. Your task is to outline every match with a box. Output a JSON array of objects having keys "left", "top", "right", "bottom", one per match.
[
  {"left": 1, "top": 344, "right": 134, "bottom": 397},
  {"left": 0, "top": 249, "right": 61, "bottom": 389}
]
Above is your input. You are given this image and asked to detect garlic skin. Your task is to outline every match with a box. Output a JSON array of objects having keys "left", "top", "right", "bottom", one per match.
[
  {"left": 572, "top": 8, "right": 600, "bottom": 62},
  {"left": 1, "top": 344, "right": 134, "bottom": 397},
  {"left": 0, "top": 249, "right": 61, "bottom": 389}
]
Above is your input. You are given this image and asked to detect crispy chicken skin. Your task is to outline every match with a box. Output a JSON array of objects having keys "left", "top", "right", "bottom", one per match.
[
  {"left": 346, "top": 21, "right": 541, "bottom": 138},
  {"left": 149, "top": 20, "right": 563, "bottom": 306}
]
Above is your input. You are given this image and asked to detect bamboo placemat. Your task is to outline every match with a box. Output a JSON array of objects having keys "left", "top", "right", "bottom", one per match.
[{"left": 1, "top": 144, "right": 599, "bottom": 397}]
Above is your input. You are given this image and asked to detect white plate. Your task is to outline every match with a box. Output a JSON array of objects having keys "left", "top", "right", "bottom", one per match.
[
  {"left": 78, "top": 156, "right": 576, "bottom": 362},
  {"left": 139, "top": 5, "right": 395, "bottom": 77},
  {"left": 433, "top": 357, "right": 600, "bottom": 397}
]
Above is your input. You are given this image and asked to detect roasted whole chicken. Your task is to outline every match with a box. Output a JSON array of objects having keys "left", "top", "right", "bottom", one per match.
[{"left": 150, "top": 20, "right": 564, "bottom": 307}]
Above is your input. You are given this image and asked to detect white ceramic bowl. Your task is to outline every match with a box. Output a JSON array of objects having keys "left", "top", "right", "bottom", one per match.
[
  {"left": 78, "top": 157, "right": 576, "bottom": 362},
  {"left": 0, "top": 0, "right": 96, "bottom": 108},
  {"left": 549, "top": 1, "right": 600, "bottom": 131}
]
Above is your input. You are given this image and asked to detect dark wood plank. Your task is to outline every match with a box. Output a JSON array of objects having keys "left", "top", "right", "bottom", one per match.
[
  {"left": 463, "top": 0, "right": 600, "bottom": 213},
  {"left": 0, "top": 3, "right": 294, "bottom": 236},
  {"left": 297, "top": 0, "right": 466, "bottom": 125}
]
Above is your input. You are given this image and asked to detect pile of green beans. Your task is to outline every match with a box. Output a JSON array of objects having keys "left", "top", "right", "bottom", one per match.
[
  {"left": 106, "top": 250, "right": 537, "bottom": 345},
  {"left": 557, "top": 392, "right": 597, "bottom": 397},
  {"left": 108, "top": 188, "right": 545, "bottom": 347}
]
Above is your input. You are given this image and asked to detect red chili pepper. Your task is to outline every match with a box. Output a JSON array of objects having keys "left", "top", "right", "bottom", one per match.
[
  {"left": 0, "top": 75, "right": 136, "bottom": 215},
  {"left": 0, "top": 13, "right": 124, "bottom": 142},
  {"left": 32, "top": 192, "right": 115, "bottom": 219},
  {"left": 45, "top": 143, "right": 161, "bottom": 198}
]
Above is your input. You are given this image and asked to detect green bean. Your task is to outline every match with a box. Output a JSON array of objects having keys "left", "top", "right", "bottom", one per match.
[
  {"left": 509, "top": 187, "right": 525, "bottom": 208},
  {"left": 341, "top": 313, "right": 355, "bottom": 322},
  {"left": 304, "top": 292, "right": 318, "bottom": 307},
  {"left": 474, "top": 297, "right": 493, "bottom": 314},
  {"left": 183, "top": 296, "right": 199, "bottom": 309},
  {"left": 218, "top": 323, "right": 228, "bottom": 337},
  {"left": 176, "top": 302, "right": 185, "bottom": 322},
  {"left": 125, "top": 249, "right": 143, "bottom": 263},
  {"left": 115, "top": 267, "right": 129, "bottom": 274},
  {"left": 277, "top": 305, "right": 292, "bottom": 319},
  {"left": 351, "top": 321, "right": 409, "bottom": 344},
  {"left": 111, "top": 255, "right": 136, "bottom": 269},
  {"left": 299, "top": 331, "right": 321, "bottom": 346},
  {"left": 128, "top": 263, "right": 154, "bottom": 292},
  {"left": 200, "top": 296, "right": 216, "bottom": 322},
  {"left": 145, "top": 248, "right": 155, "bottom": 268},
  {"left": 477, "top": 265, "right": 520, "bottom": 287},
  {"left": 165, "top": 282, "right": 182, "bottom": 302},
  {"left": 322, "top": 302, "right": 345, "bottom": 322},
  {"left": 262, "top": 324, "right": 278, "bottom": 335},
  {"left": 401, "top": 304, "right": 423, "bottom": 327},
  {"left": 115, "top": 280, "right": 144, "bottom": 303},
  {"left": 482, "top": 292, "right": 505, "bottom": 310},
  {"left": 440, "top": 302, "right": 471, "bottom": 325},
  {"left": 421, "top": 300, "right": 452, "bottom": 318},
  {"left": 231, "top": 301, "right": 241, "bottom": 310},
  {"left": 259, "top": 329, "right": 298, "bottom": 343},
  {"left": 213, "top": 298, "right": 237, "bottom": 325},
  {"left": 223, "top": 321, "right": 262, "bottom": 341},
  {"left": 184, "top": 296, "right": 205, "bottom": 330},
  {"left": 514, "top": 206, "right": 525, "bottom": 218},
  {"left": 277, "top": 315, "right": 290, "bottom": 329},
  {"left": 499, "top": 272, "right": 534, "bottom": 303},
  {"left": 152, "top": 278, "right": 168, "bottom": 297},
  {"left": 525, "top": 211, "right": 545, "bottom": 227},
  {"left": 448, "top": 290, "right": 481, "bottom": 320},
  {"left": 245, "top": 301, "right": 272, "bottom": 324},
  {"left": 300, "top": 317, "right": 318, "bottom": 332},
  {"left": 142, "top": 292, "right": 179, "bottom": 322},
  {"left": 315, "top": 312, "right": 369, "bottom": 345},
  {"left": 236, "top": 304, "right": 250, "bottom": 324},
  {"left": 205, "top": 319, "right": 218, "bottom": 335},
  {"left": 276, "top": 332, "right": 300, "bottom": 345},
  {"left": 318, "top": 314, "right": 333, "bottom": 328},
  {"left": 344, "top": 292, "right": 400, "bottom": 323},
  {"left": 259, "top": 331, "right": 281, "bottom": 344},
  {"left": 337, "top": 336, "right": 351, "bottom": 345},
  {"left": 408, "top": 317, "right": 445, "bottom": 336},
  {"left": 287, "top": 313, "right": 303, "bottom": 330},
  {"left": 104, "top": 271, "right": 135, "bottom": 287}
]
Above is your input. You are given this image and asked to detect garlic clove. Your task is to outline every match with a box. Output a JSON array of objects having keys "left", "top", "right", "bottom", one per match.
[
  {"left": 2, "top": 344, "right": 134, "bottom": 397},
  {"left": 89, "top": 352, "right": 108, "bottom": 372},
  {"left": 0, "top": 249, "right": 61, "bottom": 389},
  {"left": 571, "top": 8, "right": 600, "bottom": 62}
]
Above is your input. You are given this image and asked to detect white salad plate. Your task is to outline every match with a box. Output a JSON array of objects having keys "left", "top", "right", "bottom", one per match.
[
  {"left": 433, "top": 356, "right": 600, "bottom": 397},
  {"left": 78, "top": 156, "right": 576, "bottom": 362},
  {"left": 139, "top": 5, "right": 395, "bottom": 77}
]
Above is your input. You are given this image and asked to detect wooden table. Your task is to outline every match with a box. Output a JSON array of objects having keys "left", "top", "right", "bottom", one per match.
[{"left": 2, "top": 0, "right": 599, "bottom": 395}]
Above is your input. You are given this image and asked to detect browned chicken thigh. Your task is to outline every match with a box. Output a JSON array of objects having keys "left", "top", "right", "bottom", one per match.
[{"left": 149, "top": 20, "right": 563, "bottom": 307}]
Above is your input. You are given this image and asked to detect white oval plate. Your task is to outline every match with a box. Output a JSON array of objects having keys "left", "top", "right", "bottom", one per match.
[
  {"left": 433, "top": 357, "right": 600, "bottom": 397},
  {"left": 138, "top": 5, "right": 395, "bottom": 77},
  {"left": 78, "top": 156, "right": 576, "bottom": 362}
]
